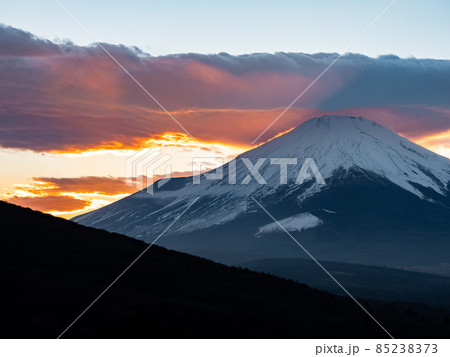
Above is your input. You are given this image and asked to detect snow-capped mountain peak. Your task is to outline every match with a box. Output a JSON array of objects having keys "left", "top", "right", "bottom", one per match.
[
  {"left": 73, "top": 115, "right": 450, "bottom": 250},
  {"left": 246, "top": 115, "right": 450, "bottom": 197}
]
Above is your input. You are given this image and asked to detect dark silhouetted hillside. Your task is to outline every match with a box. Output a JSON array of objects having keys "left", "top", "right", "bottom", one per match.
[{"left": 1, "top": 201, "right": 449, "bottom": 338}]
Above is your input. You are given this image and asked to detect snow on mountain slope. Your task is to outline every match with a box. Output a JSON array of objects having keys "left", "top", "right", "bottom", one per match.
[
  {"left": 256, "top": 212, "right": 323, "bottom": 236},
  {"left": 73, "top": 116, "right": 450, "bottom": 238}
]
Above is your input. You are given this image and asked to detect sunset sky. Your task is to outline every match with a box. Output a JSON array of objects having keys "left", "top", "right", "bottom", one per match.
[{"left": 1, "top": 1, "right": 449, "bottom": 218}]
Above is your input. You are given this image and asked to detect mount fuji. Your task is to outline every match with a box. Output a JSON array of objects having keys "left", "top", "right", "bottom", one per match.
[{"left": 73, "top": 116, "right": 450, "bottom": 274}]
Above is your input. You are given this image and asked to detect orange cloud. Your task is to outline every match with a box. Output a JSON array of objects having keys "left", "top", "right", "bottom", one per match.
[
  {"left": 29, "top": 176, "right": 137, "bottom": 195},
  {"left": 2, "top": 173, "right": 196, "bottom": 218},
  {"left": 2, "top": 26, "right": 449, "bottom": 153},
  {"left": 7, "top": 196, "right": 89, "bottom": 212},
  {"left": 413, "top": 130, "right": 450, "bottom": 158},
  {"left": 0, "top": 26, "right": 349, "bottom": 152},
  {"left": 3, "top": 26, "right": 450, "bottom": 152},
  {"left": 415, "top": 131, "right": 450, "bottom": 146}
]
